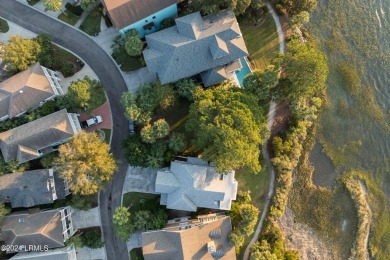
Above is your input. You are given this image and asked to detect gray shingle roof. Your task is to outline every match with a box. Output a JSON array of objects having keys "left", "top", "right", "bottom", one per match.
[
  {"left": 0, "top": 109, "right": 79, "bottom": 163},
  {"left": 102, "top": 0, "right": 177, "bottom": 30},
  {"left": 0, "top": 169, "right": 66, "bottom": 208},
  {"left": 143, "top": 10, "right": 248, "bottom": 85},
  {"left": 0, "top": 209, "right": 66, "bottom": 251},
  {"left": 10, "top": 245, "right": 76, "bottom": 260},
  {"left": 0, "top": 63, "right": 57, "bottom": 119},
  {"left": 155, "top": 158, "right": 238, "bottom": 212},
  {"left": 142, "top": 216, "right": 236, "bottom": 260}
]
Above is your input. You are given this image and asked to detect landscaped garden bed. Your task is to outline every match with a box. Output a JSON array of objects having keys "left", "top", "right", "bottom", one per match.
[{"left": 79, "top": 5, "right": 101, "bottom": 36}]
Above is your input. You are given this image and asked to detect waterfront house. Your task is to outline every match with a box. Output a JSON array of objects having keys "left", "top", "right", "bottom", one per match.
[
  {"left": 143, "top": 10, "right": 249, "bottom": 87},
  {"left": 155, "top": 157, "right": 238, "bottom": 212}
]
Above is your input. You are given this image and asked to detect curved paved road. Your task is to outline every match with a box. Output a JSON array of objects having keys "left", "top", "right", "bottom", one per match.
[{"left": 0, "top": 2, "right": 129, "bottom": 260}]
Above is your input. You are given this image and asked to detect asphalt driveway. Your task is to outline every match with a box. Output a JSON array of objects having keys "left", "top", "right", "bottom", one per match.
[{"left": 0, "top": 2, "right": 129, "bottom": 260}]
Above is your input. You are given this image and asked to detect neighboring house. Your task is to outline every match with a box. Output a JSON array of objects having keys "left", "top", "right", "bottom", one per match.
[
  {"left": 142, "top": 214, "right": 236, "bottom": 260},
  {"left": 155, "top": 157, "right": 238, "bottom": 212},
  {"left": 0, "top": 207, "right": 75, "bottom": 253},
  {"left": 0, "top": 169, "right": 70, "bottom": 209},
  {"left": 101, "top": 0, "right": 180, "bottom": 37},
  {"left": 0, "top": 62, "right": 63, "bottom": 121},
  {"left": 0, "top": 109, "right": 81, "bottom": 164},
  {"left": 10, "top": 245, "right": 77, "bottom": 260},
  {"left": 143, "top": 10, "right": 249, "bottom": 87}
]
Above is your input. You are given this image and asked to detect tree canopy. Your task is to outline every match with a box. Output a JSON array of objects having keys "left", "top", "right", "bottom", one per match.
[
  {"left": 66, "top": 76, "right": 102, "bottom": 111},
  {"left": 80, "top": 0, "right": 97, "bottom": 11},
  {"left": 54, "top": 131, "right": 117, "bottom": 195},
  {"left": 186, "top": 83, "right": 268, "bottom": 173},
  {"left": 0, "top": 36, "right": 41, "bottom": 71},
  {"left": 0, "top": 202, "right": 10, "bottom": 220},
  {"left": 174, "top": 78, "right": 199, "bottom": 100},
  {"left": 44, "top": 0, "right": 63, "bottom": 11},
  {"left": 243, "top": 65, "right": 279, "bottom": 100},
  {"left": 281, "top": 0, "right": 317, "bottom": 16},
  {"left": 279, "top": 38, "right": 328, "bottom": 100},
  {"left": 113, "top": 206, "right": 133, "bottom": 241},
  {"left": 125, "top": 36, "right": 143, "bottom": 57}
]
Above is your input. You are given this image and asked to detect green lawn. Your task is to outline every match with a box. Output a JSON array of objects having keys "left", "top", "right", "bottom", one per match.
[
  {"left": 52, "top": 45, "right": 83, "bottom": 77},
  {"left": 88, "top": 85, "right": 106, "bottom": 111},
  {"left": 101, "top": 129, "right": 111, "bottom": 144},
  {"left": 234, "top": 159, "right": 271, "bottom": 259},
  {"left": 112, "top": 49, "right": 145, "bottom": 72},
  {"left": 0, "top": 18, "right": 9, "bottom": 33},
  {"left": 240, "top": 12, "right": 279, "bottom": 71},
  {"left": 58, "top": 11, "right": 80, "bottom": 26},
  {"left": 79, "top": 6, "right": 101, "bottom": 36},
  {"left": 27, "top": 0, "right": 40, "bottom": 5},
  {"left": 122, "top": 192, "right": 160, "bottom": 212}
]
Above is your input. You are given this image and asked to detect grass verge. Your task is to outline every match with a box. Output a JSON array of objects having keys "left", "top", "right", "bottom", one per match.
[
  {"left": 0, "top": 18, "right": 9, "bottom": 33},
  {"left": 27, "top": 0, "right": 40, "bottom": 6},
  {"left": 101, "top": 129, "right": 111, "bottom": 144},
  {"left": 52, "top": 45, "right": 83, "bottom": 77},
  {"left": 58, "top": 11, "right": 80, "bottom": 26},
  {"left": 240, "top": 12, "right": 279, "bottom": 70},
  {"left": 112, "top": 49, "right": 145, "bottom": 72},
  {"left": 79, "top": 6, "right": 101, "bottom": 36},
  {"left": 122, "top": 192, "right": 160, "bottom": 211}
]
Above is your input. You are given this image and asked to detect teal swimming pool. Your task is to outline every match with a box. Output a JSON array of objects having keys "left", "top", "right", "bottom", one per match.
[{"left": 235, "top": 57, "right": 252, "bottom": 87}]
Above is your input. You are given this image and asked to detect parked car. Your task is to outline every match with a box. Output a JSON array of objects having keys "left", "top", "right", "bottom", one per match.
[
  {"left": 129, "top": 120, "right": 135, "bottom": 134},
  {"left": 80, "top": 115, "right": 103, "bottom": 128}
]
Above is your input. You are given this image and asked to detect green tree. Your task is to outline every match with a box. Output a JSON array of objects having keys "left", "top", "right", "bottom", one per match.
[
  {"left": 141, "top": 124, "right": 156, "bottom": 144},
  {"left": 250, "top": 241, "right": 278, "bottom": 260},
  {"left": 113, "top": 207, "right": 133, "bottom": 241},
  {"left": 168, "top": 133, "right": 186, "bottom": 153},
  {"left": 54, "top": 131, "right": 117, "bottom": 195},
  {"left": 234, "top": 0, "right": 252, "bottom": 15},
  {"left": 146, "top": 141, "right": 167, "bottom": 168},
  {"left": 153, "top": 119, "right": 169, "bottom": 139},
  {"left": 80, "top": 230, "right": 104, "bottom": 248},
  {"left": 291, "top": 11, "right": 310, "bottom": 28},
  {"left": 0, "top": 36, "right": 41, "bottom": 71},
  {"left": 155, "top": 84, "right": 176, "bottom": 111},
  {"left": 65, "top": 233, "right": 83, "bottom": 248},
  {"left": 229, "top": 230, "right": 245, "bottom": 249},
  {"left": 281, "top": 0, "right": 317, "bottom": 16},
  {"left": 43, "top": 0, "right": 63, "bottom": 11},
  {"left": 69, "top": 194, "right": 97, "bottom": 210},
  {"left": 122, "top": 135, "right": 148, "bottom": 166},
  {"left": 251, "top": 0, "right": 264, "bottom": 10},
  {"left": 280, "top": 38, "right": 328, "bottom": 100},
  {"left": 133, "top": 210, "right": 152, "bottom": 231},
  {"left": 36, "top": 33, "right": 54, "bottom": 68},
  {"left": 137, "top": 83, "right": 158, "bottom": 112},
  {"left": 237, "top": 191, "right": 252, "bottom": 204},
  {"left": 186, "top": 84, "right": 268, "bottom": 173},
  {"left": 125, "top": 36, "right": 143, "bottom": 57},
  {"left": 243, "top": 65, "right": 279, "bottom": 101},
  {"left": 40, "top": 153, "right": 58, "bottom": 168},
  {"left": 66, "top": 76, "right": 99, "bottom": 110},
  {"left": 151, "top": 209, "right": 168, "bottom": 229},
  {"left": 0, "top": 202, "right": 10, "bottom": 220},
  {"left": 175, "top": 78, "right": 199, "bottom": 100},
  {"left": 80, "top": 0, "right": 97, "bottom": 11}
]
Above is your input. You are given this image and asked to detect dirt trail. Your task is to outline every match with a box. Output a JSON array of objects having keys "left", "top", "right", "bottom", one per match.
[{"left": 242, "top": 3, "right": 283, "bottom": 260}]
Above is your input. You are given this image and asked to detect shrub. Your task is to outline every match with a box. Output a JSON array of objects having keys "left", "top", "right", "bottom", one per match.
[
  {"left": 168, "top": 133, "right": 186, "bottom": 153},
  {"left": 65, "top": 3, "right": 83, "bottom": 16},
  {"left": 80, "top": 230, "right": 104, "bottom": 249},
  {"left": 122, "top": 135, "right": 148, "bottom": 167},
  {"left": 275, "top": 4, "right": 286, "bottom": 15},
  {"left": 70, "top": 194, "right": 97, "bottom": 210}
]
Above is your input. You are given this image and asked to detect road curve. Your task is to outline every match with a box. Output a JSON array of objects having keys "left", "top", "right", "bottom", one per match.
[
  {"left": 243, "top": 3, "right": 286, "bottom": 260},
  {"left": 0, "top": 2, "right": 129, "bottom": 260}
]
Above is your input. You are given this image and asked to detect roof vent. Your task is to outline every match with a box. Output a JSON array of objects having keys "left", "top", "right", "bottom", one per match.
[
  {"left": 8, "top": 135, "right": 14, "bottom": 140},
  {"left": 18, "top": 218, "right": 25, "bottom": 223},
  {"left": 207, "top": 241, "right": 216, "bottom": 253},
  {"left": 19, "top": 90, "right": 23, "bottom": 94}
]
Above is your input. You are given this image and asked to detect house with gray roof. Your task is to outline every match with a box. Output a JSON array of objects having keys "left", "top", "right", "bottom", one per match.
[
  {"left": 0, "top": 62, "right": 63, "bottom": 121},
  {"left": 0, "top": 206, "right": 75, "bottom": 253},
  {"left": 0, "top": 169, "right": 70, "bottom": 209},
  {"left": 10, "top": 245, "right": 77, "bottom": 260},
  {"left": 143, "top": 10, "right": 248, "bottom": 87},
  {"left": 142, "top": 214, "right": 236, "bottom": 260},
  {"left": 155, "top": 157, "right": 238, "bottom": 212},
  {"left": 0, "top": 109, "right": 81, "bottom": 164}
]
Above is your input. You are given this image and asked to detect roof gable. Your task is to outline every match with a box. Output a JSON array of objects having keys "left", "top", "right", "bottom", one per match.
[
  {"left": 144, "top": 10, "right": 248, "bottom": 85},
  {"left": 0, "top": 109, "right": 79, "bottom": 163},
  {"left": 0, "top": 63, "right": 56, "bottom": 118}
]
